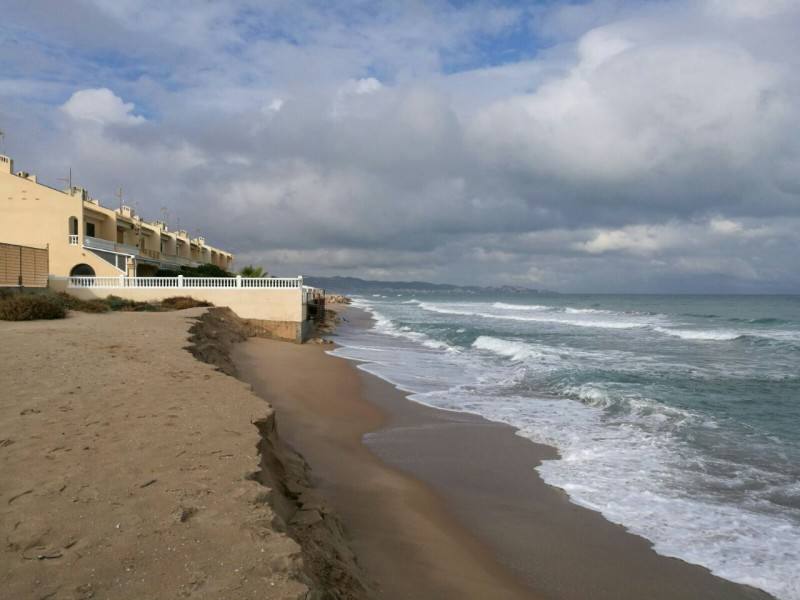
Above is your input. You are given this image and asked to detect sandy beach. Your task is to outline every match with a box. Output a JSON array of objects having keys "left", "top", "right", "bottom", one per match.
[
  {"left": 1, "top": 305, "right": 775, "bottom": 599},
  {"left": 234, "top": 306, "right": 773, "bottom": 600},
  {"left": 0, "top": 308, "right": 362, "bottom": 599}
]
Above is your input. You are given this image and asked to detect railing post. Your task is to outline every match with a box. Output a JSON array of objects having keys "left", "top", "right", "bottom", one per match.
[
  {"left": 298, "top": 275, "right": 303, "bottom": 290},
  {"left": 178, "top": 274, "right": 184, "bottom": 288},
  {"left": 236, "top": 275, "right": 242, "bottom": 288},
  {"left": 119, "top": 274, "right": 125, "bottom": 288}
]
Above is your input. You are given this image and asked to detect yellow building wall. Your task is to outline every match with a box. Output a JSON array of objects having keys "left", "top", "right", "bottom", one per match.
[
  {"left": 2, "top": 155, "right": 235, "bottom": 275},
  {"left": 0, "top": 170, "right": 122, "bottom": 277}
]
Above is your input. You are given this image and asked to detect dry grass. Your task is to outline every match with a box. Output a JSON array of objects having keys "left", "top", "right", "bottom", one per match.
[
  {"left": 0, "top": 294, "right": 66, "bottom": 321},
  {"left": 161, "top": 296, "right": 212, "bottom": 310},
  {"left": 0, "top": 290, "right": 213, "bottom": 320}
]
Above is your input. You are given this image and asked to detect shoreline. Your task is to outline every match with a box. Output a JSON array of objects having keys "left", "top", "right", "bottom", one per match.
[
  {"left": 234, "top": 305, "right": 773, "bottom": 600},
  {"left": 0, "top": 305, "right": 777, "bottom": 599}
]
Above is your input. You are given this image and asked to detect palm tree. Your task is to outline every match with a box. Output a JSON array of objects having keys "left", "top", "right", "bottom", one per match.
[{"left": 240, "top": 265, "right": 266, "bottom": 278}]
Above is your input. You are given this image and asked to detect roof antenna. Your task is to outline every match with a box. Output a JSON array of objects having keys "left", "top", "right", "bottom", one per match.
[
  {"left": 0, "top": 129, "right": 5, "bottom": 150},
  {"left": 57, "top": 167, "right": 73, "bottom": 191},
  {"left": 116, "top": 187, "right": 124, "bottom": 210}
]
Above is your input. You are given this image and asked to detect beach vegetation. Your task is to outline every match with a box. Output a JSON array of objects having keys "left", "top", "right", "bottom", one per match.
[
  {"left": 55, "top": 292, "right": 111, "bottom": 313},
  {"left": 0, "top": 289, "right": 214, "bottom": 320},
  {"left": 155, "top": 263, "right": 234, "bottom": 278},
  {"left": 240, "top": 265, "right": 267, "bottom": 278},
  {"left": 161, "top": 296, "right": 212, "bottom": 310},
  {"left": 0, "top": 293, "right": 66, "bottom": 321}
]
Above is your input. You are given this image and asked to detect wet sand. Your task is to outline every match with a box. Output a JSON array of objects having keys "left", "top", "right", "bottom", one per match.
[{"left": 233, "top": 306, "right": 773, "bottom": 600}]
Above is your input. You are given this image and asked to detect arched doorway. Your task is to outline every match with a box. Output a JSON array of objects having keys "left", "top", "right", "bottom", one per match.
[{"left": 69, "top": 264, "right": 95, "bottom": 277}]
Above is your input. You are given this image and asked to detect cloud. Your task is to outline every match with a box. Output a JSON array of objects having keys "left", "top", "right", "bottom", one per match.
[
  {"left": 2, "top": 0, "right": 800, "bottom": 292},
  {"left": 709, "top": 218, "right": 743, "bottom": 235},
  {"left": 61, "top": 88, "right": 145, "bottom": 126}
]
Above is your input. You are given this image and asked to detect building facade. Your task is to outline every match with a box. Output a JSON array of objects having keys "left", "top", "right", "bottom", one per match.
[{"left": 0, "top": 154, "right": 233, "bottom": 278}]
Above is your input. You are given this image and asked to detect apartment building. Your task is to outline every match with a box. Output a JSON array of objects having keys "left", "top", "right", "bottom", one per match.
[{"left": 0, "top": 154, "right": 233, "bottom": 278}]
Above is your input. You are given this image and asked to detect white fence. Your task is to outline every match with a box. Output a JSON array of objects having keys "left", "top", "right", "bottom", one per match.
[{"left": 66, "top": 275, "right": 307, "bottom": 289}]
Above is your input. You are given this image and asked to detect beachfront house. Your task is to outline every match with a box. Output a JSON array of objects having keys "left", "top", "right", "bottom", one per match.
[
  {"left": 0, "top": 154, "right": 232, "bottom": 278},
  {"left": 0, "top": 154, "right": 323, "bottom": 341}
]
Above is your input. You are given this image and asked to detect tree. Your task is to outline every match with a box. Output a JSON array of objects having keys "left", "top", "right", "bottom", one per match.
[{"left": 240, "top": 265, "right": 266, "bottom": 278}]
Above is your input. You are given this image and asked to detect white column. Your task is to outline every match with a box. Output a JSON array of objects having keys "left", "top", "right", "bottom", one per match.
[{"left": 178, "top": 274, "right": 184, "bottom": 288}]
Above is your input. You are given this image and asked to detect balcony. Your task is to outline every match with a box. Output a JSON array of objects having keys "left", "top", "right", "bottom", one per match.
[
  {"left": 84, "top": 236, "right": 130, "bottom": 254},
  {"left": 83, "top": 236, "right": 202, "bottom": 269},
  {"left": 68, "top": 235, "right": 79, "bottom": 246}
]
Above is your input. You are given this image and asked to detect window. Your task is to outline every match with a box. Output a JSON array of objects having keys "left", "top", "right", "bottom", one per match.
[
  {"left": 68, "top": 216, "right": 78, "bottom": 236},
  {"left": 85, "top": 222, "right": 95, "bottom": 238}
]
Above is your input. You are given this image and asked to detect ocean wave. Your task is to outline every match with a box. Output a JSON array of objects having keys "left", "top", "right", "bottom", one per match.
[
  {"left": 653, "top": 327, "right": 742, "bottom": 341},
  {"left": 492, "top": 302, "right": 552, "bottom": 311},
  {"left": 418, "top": 302, "right": 654, "bottom": 330},
  {"left": 493, "top": 302, "right": 617, "bottom": 316},
  {"left": 747, "top": 317, "right": 791, "bottom": 326},
  {"left": 472, "top": 336, "right": 546, "bottom": 362},
  {"left": 337, "top": 299, "right": 800, "bottom": 600},
  {"left": 560, "top": 383, "right": 699, "bottom": 425}
]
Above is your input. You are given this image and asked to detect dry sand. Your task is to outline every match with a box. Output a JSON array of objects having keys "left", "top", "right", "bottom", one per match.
[
  {"left": 234, "top": 306, "right": 773, "bottom": 600},
  {"left": 0, "top": 309, "right": 329, "bottom": 599}
]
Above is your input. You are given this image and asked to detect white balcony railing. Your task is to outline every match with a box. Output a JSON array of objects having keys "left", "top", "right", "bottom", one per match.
[
  {"left": 67, "top": 275, "right": 306, "bottom": 289},
  {"left": 68, "top": 234, "right": 79, "bottom": 245}
]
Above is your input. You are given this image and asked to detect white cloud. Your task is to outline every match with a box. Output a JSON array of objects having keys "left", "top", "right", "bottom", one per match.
[
  {"left": 705, "top": 0, "right": 800, "bottom": 19},
  {"left": 61, "top": 88, "right": 145, "bottom": 126},
  {"left": 709, "top": 218, "right": 743, "bottom": 235},
  {"left": 351, "top": 78, "right": 382, "bottom": 95},
  {"left": 580, "top": 224, "right": 684, "bottom": 255},
  {"left": 470, "top": 27, "right": 787, "bottom": 182},
  {"left": 5, "top": 0, "right": 800, "bottom": 292}
]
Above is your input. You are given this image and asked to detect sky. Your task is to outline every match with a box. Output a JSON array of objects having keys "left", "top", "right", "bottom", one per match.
[{"left": 1, "top": 0, "right": 799, "bottom": 293}]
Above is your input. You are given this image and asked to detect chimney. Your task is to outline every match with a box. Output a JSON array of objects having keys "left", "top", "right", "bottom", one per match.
[{"left": 0, "top": 154, "right": 12, "bottom": 174}]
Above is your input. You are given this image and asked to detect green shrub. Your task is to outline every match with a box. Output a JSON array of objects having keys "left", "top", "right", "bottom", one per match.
[
  {"left": 0, "top": 294, "right": 66, "bottom": 321},
  {"left": 161, "top": 296, "right": 212, "bottom": 310},
  {"left": 154, "top": 268, "right": 181, "bottom": 277},
  {"left": 180, "top": 263, "right": 233, "bottom": 278}
]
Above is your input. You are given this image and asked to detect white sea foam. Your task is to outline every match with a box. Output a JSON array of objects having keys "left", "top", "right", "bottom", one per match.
[
  {"left": 492, "top": 302, "right": 552, "bottom": 311},
  {"left": 472, "top": 336, "right": 546, "bottom": 362},
  {"left": 654, "top": 327, "right": 742, "bottom": 341},
  {"left": 412, "top": 383, "right": 800, "bottom": 600},
  {"left": 419, "top": 301, "right": 654, "bottom": 330},
  {"left": 361, "top": 302, "right": 460, "bottom": 354},
  {"left": 564, "top": 307, "right": 615, "bottom": 315}
]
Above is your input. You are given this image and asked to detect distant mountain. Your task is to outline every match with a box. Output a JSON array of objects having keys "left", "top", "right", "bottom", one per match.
[{"left": 303, "top": 275, "right": 554, "bottom": 295}]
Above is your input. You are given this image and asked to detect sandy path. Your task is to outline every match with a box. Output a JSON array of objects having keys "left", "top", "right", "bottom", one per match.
[{"left": 0, "top": 310, "right": 308, "bottom": 600}]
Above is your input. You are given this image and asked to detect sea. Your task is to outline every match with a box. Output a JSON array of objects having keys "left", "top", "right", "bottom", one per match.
[{"left": 328, "top": 292, "right": 800, "bottom": 600}]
